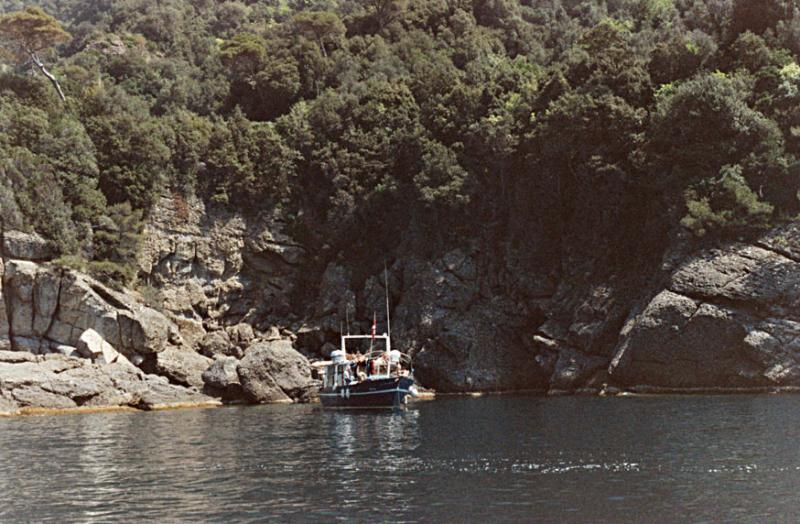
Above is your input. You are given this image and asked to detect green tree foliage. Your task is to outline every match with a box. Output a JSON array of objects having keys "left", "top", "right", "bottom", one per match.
[
  {"left": 1, "top": 0, "right": 800, "bottom": 284},
  {"left": 648, "top": 73, "right": 784, "bottom": 190},
  {"left": 0, "top": 6, "right": 70, "bottom": 100},
  {"left": 292, "top": 11, "right": 345, "bottom": 57},
  {"left": 90, "top": 201, "right": 144, "bottom": 285},
  {"left": 220, "top": 33, "right": 300, "bottom": 120},
  {"left": 681, "top": 165, "right": 774, "bottom": 237}
]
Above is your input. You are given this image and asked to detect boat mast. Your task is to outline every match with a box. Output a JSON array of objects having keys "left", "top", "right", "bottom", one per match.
[{"left": 384, "top": 263, "right": 391, "bottom": 352}]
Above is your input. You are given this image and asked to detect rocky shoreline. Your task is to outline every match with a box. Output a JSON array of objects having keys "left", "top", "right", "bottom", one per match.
[{"left": 3, "top": 194, "right": 800, "bottom": 416}]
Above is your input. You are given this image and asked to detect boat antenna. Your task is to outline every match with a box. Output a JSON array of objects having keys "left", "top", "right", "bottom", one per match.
[
  {"left": 384, "top": 262, "right": 391, "bottom": 339},
  {"left": 345, "top": 304, "right": 351, "bottom": 336}
]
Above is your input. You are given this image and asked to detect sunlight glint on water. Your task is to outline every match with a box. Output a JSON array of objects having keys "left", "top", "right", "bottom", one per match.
[{"left": 1, "top": 395, "right": 800, "bottom": 523}]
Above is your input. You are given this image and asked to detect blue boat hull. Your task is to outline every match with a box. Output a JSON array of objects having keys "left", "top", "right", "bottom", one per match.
[{"left": 319, "top": 377, "right": 415, "bottom": 408}]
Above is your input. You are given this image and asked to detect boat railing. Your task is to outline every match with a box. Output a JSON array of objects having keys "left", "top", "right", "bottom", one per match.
[{"left": 360, "top": 350, "right": 412, "bottom": 379}]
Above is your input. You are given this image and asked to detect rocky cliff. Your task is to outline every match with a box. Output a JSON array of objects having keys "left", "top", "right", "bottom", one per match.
[
  {"left": 137, "top": 195, "right": 800, "bottom": 395},
  {"left": 0, "top": 222, "right": 314, "bottom": 415},
  {"left": 3, "top": 193, "right": 800, "bottom": 415}
]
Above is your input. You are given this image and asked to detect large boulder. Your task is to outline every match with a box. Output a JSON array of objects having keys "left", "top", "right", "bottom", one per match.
[
  {"left": 202, "top": 356, "right": 242, "bottom": 399},
  {"left": 149, "top": 346, "right": 212, "bottom": 389},
  {"left": 2, "top": 261, "right": 174, "bottom": 359},
  {"left": 76, "top": 329, "right": 121, "bottom": 364},
  {"left": 237, "top": 339, "right": 313, "bottom": 403},
  {"left": 198, "top": 330, "right": 241, "bottom": 359}
]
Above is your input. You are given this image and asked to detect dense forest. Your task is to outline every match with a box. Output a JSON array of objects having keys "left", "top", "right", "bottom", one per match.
[{"left": 0, "top": 0, "right": 799, "bottom": 296}]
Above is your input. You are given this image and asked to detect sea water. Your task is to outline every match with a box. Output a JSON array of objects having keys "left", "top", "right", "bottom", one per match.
[{"left": 1, "top": 395, "right": 800, "bottom": 523}]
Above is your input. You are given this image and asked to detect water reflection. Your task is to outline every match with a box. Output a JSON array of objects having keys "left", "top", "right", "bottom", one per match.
[{"left": 2, "top": 396, "right": 800, "bottom": 522}]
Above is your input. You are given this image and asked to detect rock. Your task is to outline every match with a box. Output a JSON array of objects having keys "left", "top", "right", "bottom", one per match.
[
  {"left": 264, "top": 325, "right": 283, "bottom": 341},
  {"left": 396, "top": 255, "right": 548, "bottom": 392},
  {"left": 0, "top": 394, "right": 19, "bottom": 416},
  {"left": 12, "top": 336, "right": 49, "bottom": 354},
  {"left": 51, "top": 344, "right": 81, "bottom": 358},
  {"left": 0, "top": 352, "right": 217, "bottom": 412},
  {"left": 202, "top": 356, "right": 242, "bottom": 399},
  {"left": 237, "top": 339, "right": 313, "bottom": 403},
  {"left": 608, "top": 291, "right": 760, "bottom": 388},
  {"left": 604, "top": 227, "right": 800, "bottom": 391},
  {"left": 315, "top": 263, "right": 355, "bottom": 318},
  {"left": 12, "top": 386, "right": 77, "bottom": 409},
  {"left": 320, "top": 342, "right": 337, "bottom": 358},
  {"left": 169, "top": 314, "right": 206, "bottom": 348},
  {"left": 669, "top": 245, "right": 800, "bottom": 315},
  {"left": 0, "top": 258, "right": 8, "bottom": 348},
  {"left": 608, "top": 281, "right": 800, "bottom": 390},
  {"left": 150, "top": 346, "right": 212, "bottom": 389},
  {"left": 3, "top": 260, "right": 37, "bottom": 339},
  {"left": 549, "top": 347, "right": 607, "bottom": 392},
  {"left": 294, "top": 325, "right": 328, "bottom": 354},
  {"left": 117, "top": 307, "right": 173, "bottom": 355},
  {"left": 226, "top": 323, "right": 255, "bottom": 348},
  {"left": 2, "top": 230, "right": 55, "bottom": 261},
  {"left": 198, "top": 330, "right": 241, "bottom": 359},
  {"left": 135, "top": 380, "right": 218, "bottom": 410},
  {"left": 1, "top": 261, "right": 175, "bottom": 360},
  {"left": 138, "top": 195, "right": 303, "bottom": 324},
  {"left": 77, "top": 329, "right": 121, "bottom": 364},
  {"left": 0, "top": 350, "right": 36, "bottom": 363}
]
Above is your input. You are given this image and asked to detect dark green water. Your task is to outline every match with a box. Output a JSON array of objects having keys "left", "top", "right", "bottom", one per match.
[{"left": 2, "top": 395, "right": 800, "bottom": 523}]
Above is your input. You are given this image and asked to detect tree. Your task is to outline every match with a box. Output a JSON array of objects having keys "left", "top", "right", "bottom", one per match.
[
  {"left": 681, "top": 164, "right": 774, "bottom": 237},
  {"left": 91, "top": 202, "right": 144, "bottom": 285},
  {"left": 292, "top": 11, "right": 345, "bottom": 57},
  {"left": 365, "top": 0, "right": 408, "bottom": 31},
  {"left": 648, "top": 73, "right": 784, "bottom": 191},
  {"left": 730, "top": 0, "right": 794, "bottom": 37},
  {"left": 0, "top": 6, "right": 70, "bottom": 102}
]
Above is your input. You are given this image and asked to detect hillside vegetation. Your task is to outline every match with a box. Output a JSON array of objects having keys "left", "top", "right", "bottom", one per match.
[{"left": 1, "top": 0, "right": 799, "bottom": 293}]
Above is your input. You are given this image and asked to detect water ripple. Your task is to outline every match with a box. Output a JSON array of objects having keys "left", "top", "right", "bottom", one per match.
[{"left": 2, "top": 396, "right": 800, "bottom": 522}]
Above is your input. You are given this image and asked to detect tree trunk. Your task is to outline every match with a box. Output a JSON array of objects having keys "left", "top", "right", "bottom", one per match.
[{"left": 28, "top": 51, "right": 66, "bottom": 103}]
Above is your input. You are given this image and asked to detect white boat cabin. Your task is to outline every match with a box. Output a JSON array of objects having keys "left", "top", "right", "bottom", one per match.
[{"left": 319, "top": 334, "right": 412, "bottom": 389}]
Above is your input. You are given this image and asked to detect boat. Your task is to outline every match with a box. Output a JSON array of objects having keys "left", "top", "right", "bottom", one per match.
[
  {"left": 315, "top": 267, "right": 418, "bottom": 408},
  {"left": 316, "top": 333, "right": 418, "bottom": 408}
]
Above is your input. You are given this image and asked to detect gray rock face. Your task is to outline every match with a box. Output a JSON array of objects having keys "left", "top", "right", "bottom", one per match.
[
  {"left": 138, "top": 195, "right": 304, "bottom": 329},
  {"left": 8, "top": 188, "right": 798, "bottom": 401},
  {"left": 0, "top": 352, "right": 217, "bottom": 411},
  {"left": 2, "top": 261, "right": 172, "bottom": 359},
  {"left": 150, "top": 346, "right": 212, "bottom": 389},
  {"left": 237, "top": 339, "right": 313, "bottom": 403},
  {"left": 202, "top": 356, "right": 242, "bottom": 398},
  {"left": 2, "top": 231, "right": 55, "bottom": 261},
  {"left": 609, "top": 228, "right": 800, "bottom": 390},
  {"left": 549, "top": 346, "right": 608, "bottom": 392},
  {"left": 0, "top": 258, "right": 8, "bottom": 350},
  {"left": 198, "top": 330, "right": 241, "bottom": 359},
  {"left": 393, "top": 252, "right": 548, "bottom": 392},
  {"left": 315, "top": 263, "right": 355, "bottom": 320}
]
